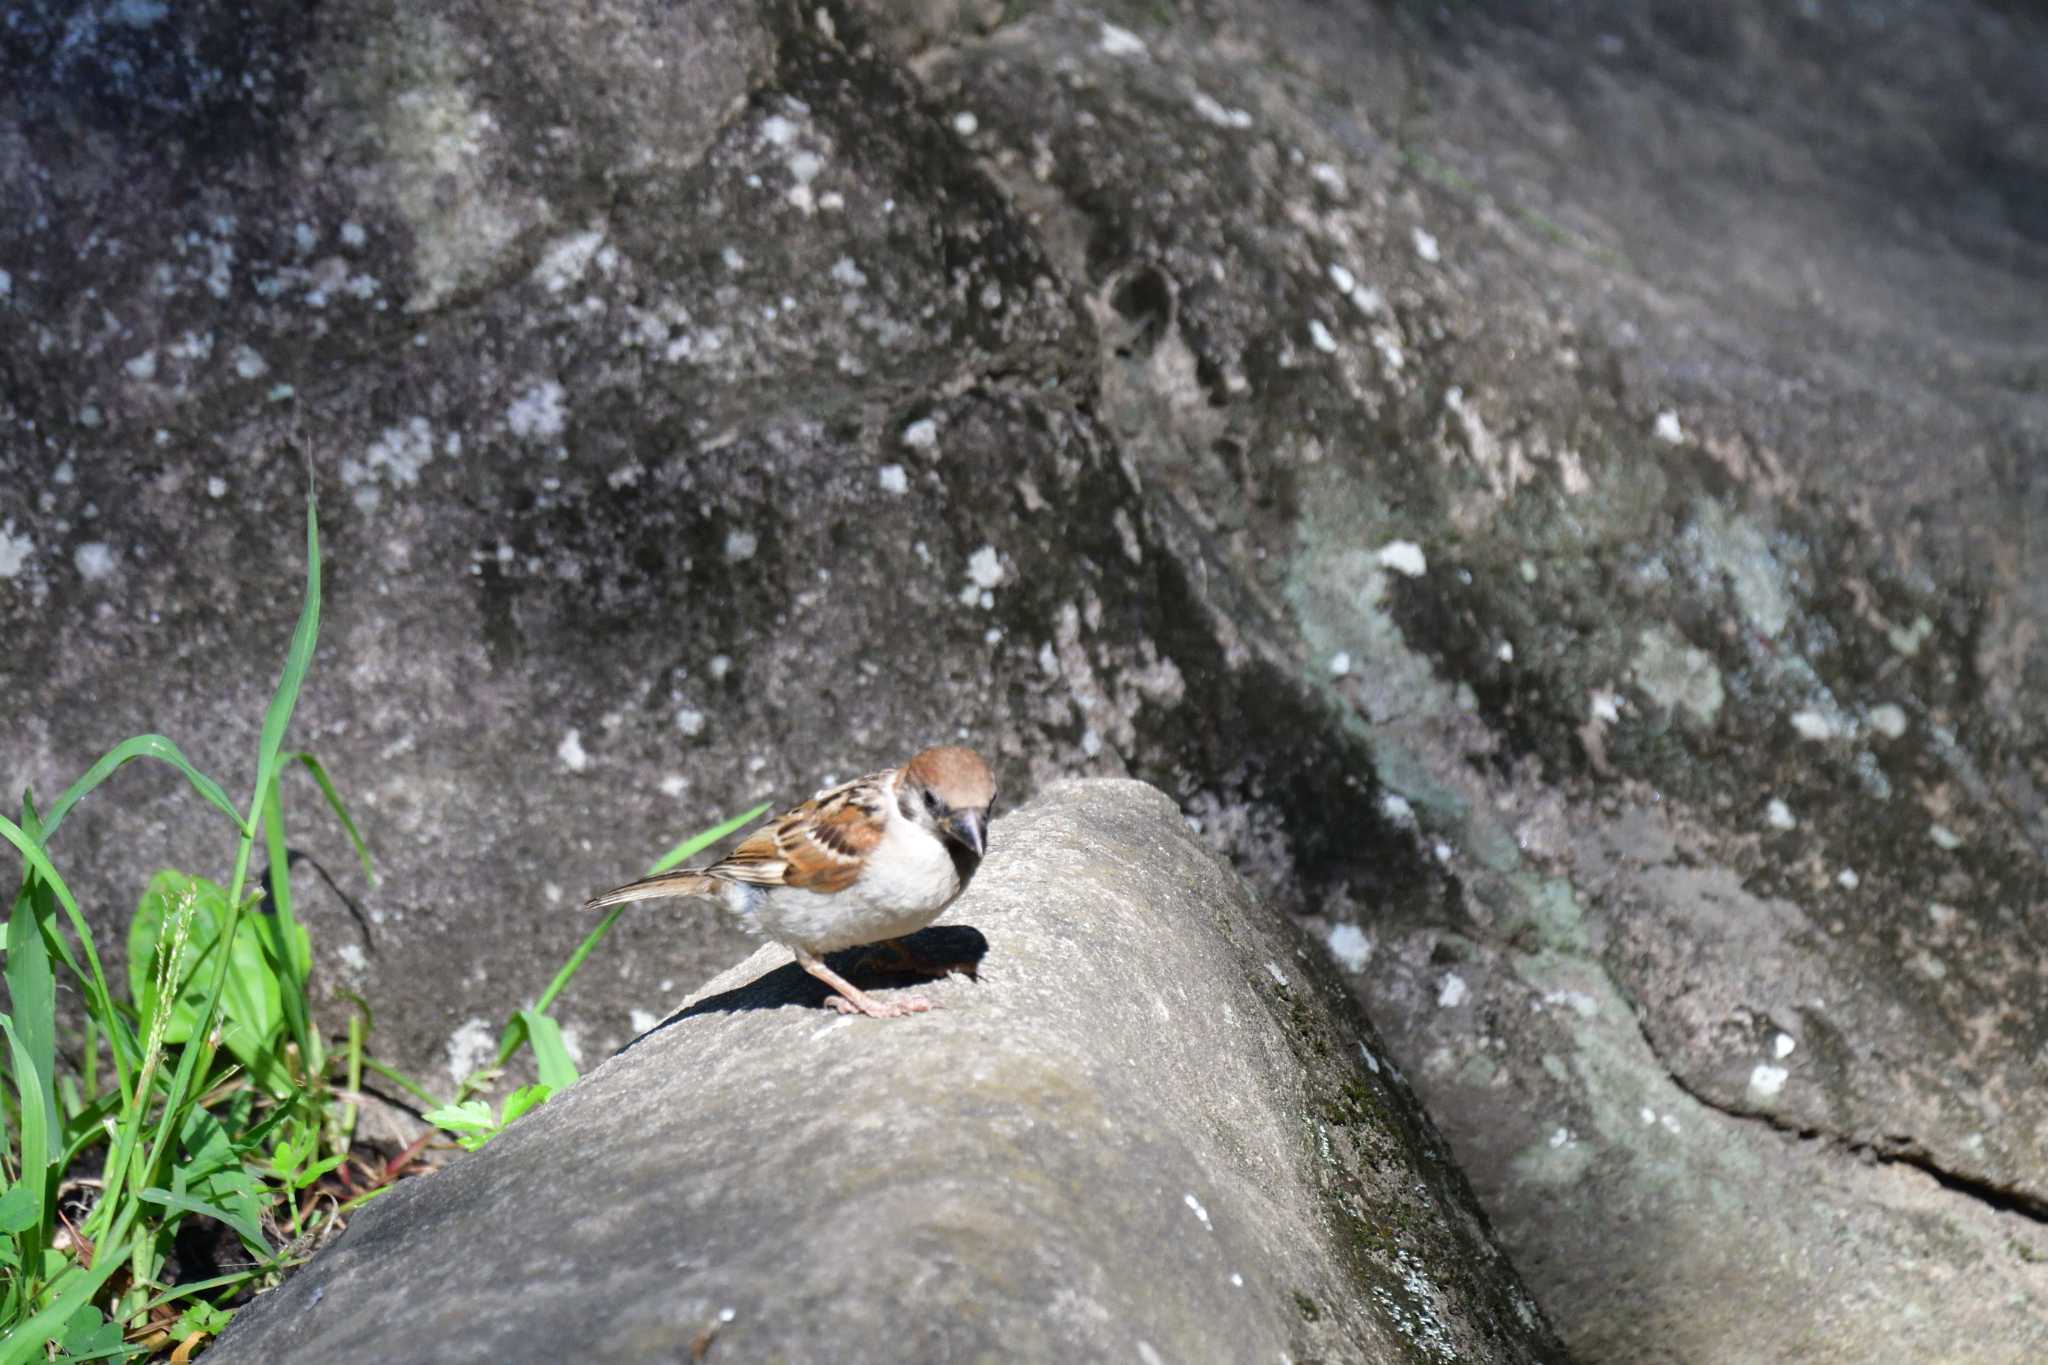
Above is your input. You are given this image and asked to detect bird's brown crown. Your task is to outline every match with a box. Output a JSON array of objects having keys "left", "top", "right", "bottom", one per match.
[{"left": 902, "top": 745, "right": 997, "bottom": 808}]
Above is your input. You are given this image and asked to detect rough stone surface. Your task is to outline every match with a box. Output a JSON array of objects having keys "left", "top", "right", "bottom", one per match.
[
  {"left": 5, "top": 0, "right": 2048, "bottom": 1359},
  {"left": 208, "top": 780, "right": 1561, "bottom": 1363}
]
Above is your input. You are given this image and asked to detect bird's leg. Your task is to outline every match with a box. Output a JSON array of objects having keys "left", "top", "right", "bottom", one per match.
[{"left": 792, "top": 947, "right": 933, "bottom": 1019}]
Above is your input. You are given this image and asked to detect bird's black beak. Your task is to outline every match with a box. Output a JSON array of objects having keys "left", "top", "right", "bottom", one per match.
[{"left": 944, "top": 808, "right": 987, "bottom": 858}]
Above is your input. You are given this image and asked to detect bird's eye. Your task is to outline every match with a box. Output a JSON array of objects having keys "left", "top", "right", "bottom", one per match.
[{"left": 923, "top": 789, "right": 940, "bottom": 813}]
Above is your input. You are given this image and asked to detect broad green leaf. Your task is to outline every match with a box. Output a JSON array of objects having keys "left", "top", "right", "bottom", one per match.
[
  {"left": 422, "top": 1100, "right": 496, "bottom": 1135},
  {"left": 58, "top": 1304, "right": 124, "bottom": 1358},
  {"left": 500, "top": 1083, "right": 554, "bottom": 1125},
  {"left": 424, "top": 1099, "right": 501, "bottom": 1150},
  {"left": 0, "top": 1183, "right": 37, "bottom": 1234},
  {"left": 516, "top": 1008, "right": 579, "bottom": 1090},
  {"left": 175, "top": 1300, "right": 232, "bottom": 1337}
]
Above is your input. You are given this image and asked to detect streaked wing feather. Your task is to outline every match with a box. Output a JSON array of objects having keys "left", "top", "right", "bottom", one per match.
[{"left": 706, "top": 773, "right": 889, "bottom": 895}]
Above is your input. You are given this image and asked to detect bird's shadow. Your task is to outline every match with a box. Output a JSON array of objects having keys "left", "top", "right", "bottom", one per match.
[{"left": 614, "top": 925, "right": 990, "bottom": 1056}]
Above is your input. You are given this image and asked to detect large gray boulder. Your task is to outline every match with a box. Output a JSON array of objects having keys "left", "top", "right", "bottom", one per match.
[
  {"left": 5, "top": 0, "right": 2047, "bottom": 1359},
  {"left": 208, "top": 780, "right": 1562, "bottom": 1363}
]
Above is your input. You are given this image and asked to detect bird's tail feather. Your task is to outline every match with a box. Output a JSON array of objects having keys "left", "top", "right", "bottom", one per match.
[{"left": 582, "top": 870, "right": 721, "bottom": 912}]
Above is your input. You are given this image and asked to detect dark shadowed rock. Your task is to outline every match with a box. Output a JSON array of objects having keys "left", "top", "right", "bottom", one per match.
[{"left": 207, "top": 780, "right": 1561, "bottom": 1364}]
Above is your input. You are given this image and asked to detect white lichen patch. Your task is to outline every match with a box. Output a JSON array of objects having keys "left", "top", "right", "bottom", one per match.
[
  {"left": 0, "top": 522, "right": 33, "bottom": 579},
  {"left": 1748, "top": 1063, "right": 1788, "bottom": 1098},
  {"left": 1836, "top": 867, "right": 1860, "bottom": 889},
  {"left": 1328, "top": 651, "right": 1352, "bottom": 677},
  {"left": 1653, "top": 410, "right": 1685, "bottom": 445},
  {"left": 1182, "top": 1192, "right": 1212, "bottom": 1229},
  {"left": 1773, "top": 1032, "right": 1797, "bottom": 1059},
  {"left": 675, "top": 707, "right": 706, "bottom": 737},
  {"left": 950, "top": 110, "right": 978, "bottom": 137},
  {"left": 1928, "top": 824, "right": 1962, "bottom": 850},
  {"left": 1376, "top": 540, "right": 1427, "bottom": 577},
  {"left": 966, "top": 545, "right": 1005, "bottom": 590},
  {"left": 724, "top": 530, "right": 759, "bottom": 563},
  {"left": 1764, "top": 798, "right": 1796, "bottom": 831},
  {"left": 1325, "top": 923, "right": 1372, "bottom": 972},
  {"left": 533, "top": 228, "right": 607, "bottom": 292},
  {"left": 902, "top": 417, "right": 939, "bottom": 452},
  {"left": 1789, "top": 708, "right": 1837, "bottom": 741},
  {"left": 876, "top": 463, "right": 909, "bottom": 495},
  {"left": 1632, "top": 625, "right": 1724, "bottom": 724},
  {"left": 1866, "top": 703, "right": 1908, "bottom": 738},
  {"left": 376, "top": 19, "right": 541, "bottom": 311},
  {"left": 1308, "top": 318, "right": 1338, "bottom": 354},
  {"left": 444, "top": 1016, "right": 497, "bottom": 1088},
  {"left": 1264, "top": 961, "right": 1289, "bottom": 988},
  {"left": 1888, "top": 614, "right": 1933, "bottom": 656},
  {"left": 232, "top": 345, "right": 269, "bottom": 379},
  {"left": 1380, "top": 792, "right": 1415, "bottom": 827},
  {"left": 1539, "top": 989, "right": 1598, "bottom": 1018},
  {"left": 1190, "top": 90, "right": 1253, "bottom": 129},
  {"left": 506, "top": 380, "right": 566, "bottom": 440},
  {"left": 1098, "top": 22, "right": 1147, "bottom": 56},
  {"left": 1687, "top": 498, "right": 1792, "bottom": 639},
  {"left": 74, "top": 542, "right": 118, "bottom": 581},
  {"left": 628, "top": 1008, "right": 659, "bottom": 1035},
  {"left": 1437, "top": 973, "right": 1468, "bottom": 1008},
  {"left": 1411, "top": 227, "right": 1441, "bottom": 263},
  {"left": 341, "top": 418, "right": 436, "bottom": 511},
  {"left": 556, "top": 728, "right": 589, "bottom": 771}
]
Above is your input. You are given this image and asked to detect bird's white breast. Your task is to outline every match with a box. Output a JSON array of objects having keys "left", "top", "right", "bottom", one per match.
[{"left": 748, "top": 805, "right": 964, "bottom": 954}]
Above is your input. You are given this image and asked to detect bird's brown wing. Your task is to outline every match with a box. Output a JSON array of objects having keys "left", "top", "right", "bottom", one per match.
[{"left": 708, "top": 772, "right": 891, "bottom": 895}]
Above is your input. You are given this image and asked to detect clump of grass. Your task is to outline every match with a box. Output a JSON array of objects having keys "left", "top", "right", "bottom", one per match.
[{"left": 0, "top": 481, "right": 764, "bottom": 1360}]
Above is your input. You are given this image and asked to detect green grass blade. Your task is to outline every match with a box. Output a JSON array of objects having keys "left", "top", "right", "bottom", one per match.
[
  {"left": 258, "top": 780, "right": 316, "bottom": 1069},
  {"left": 516, "top": 1009, "right": 578, "bottom": 1089},
  {"left": 137, "top": 1188, "right": 274, "bottom": 1259},
  {"left": 0, "top": 1014, "right": 50, "bottom": 1297},
  {"left": 646, "top": 800, "right": 771, "bottom": 876},
  {"left": 360, "top": 1056, "right": 443, "bottom": 1110},
  {"left": 5, "top": 885, "right": 58, "bottom": 1157},
  {"left": 163, "top": 479, "right": 322, "bottom": 1178},
  {"left": 38, "top": 734, "right": 247, "bottom": 842},
  {"left": 285, "top": 752, "right": 375, "bottom": 885},
  {"left": 485, "top": 801, "right": 777, "bottom": 1080},
  {"left": 249, "top": 483, "right": 321, "bottom": 822},
  {"left": 0, "top": 816, "right": 136, "bottom": 1090},
  {"left": 0, "top": 1235, "right": 131, "bottom": 1365},
  {"left": 522, "top": 799, "right": 772, "bottom": 1027}
]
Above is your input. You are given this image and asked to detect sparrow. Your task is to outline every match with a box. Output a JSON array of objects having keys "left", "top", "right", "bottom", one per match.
[{"left": 584, "top": 745, "right": 998, "bottom": 1019}]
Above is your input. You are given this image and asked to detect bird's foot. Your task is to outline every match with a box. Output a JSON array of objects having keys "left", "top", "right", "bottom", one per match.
[
  {"left": 795, "top": 947, "right": 936, "bottom": 1019},
  {"left": 822, "top": 991, "right": 934, "bottom": 1019}
]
